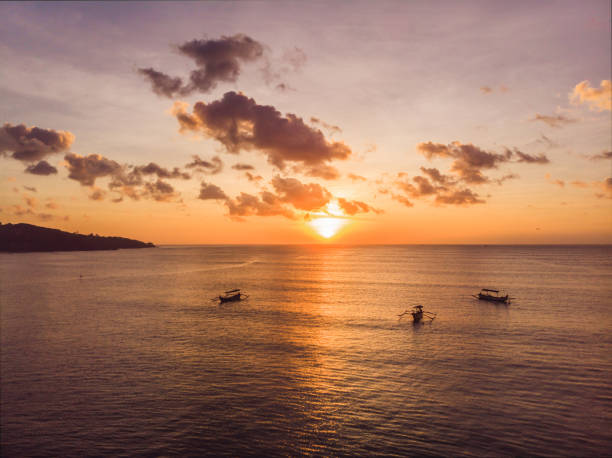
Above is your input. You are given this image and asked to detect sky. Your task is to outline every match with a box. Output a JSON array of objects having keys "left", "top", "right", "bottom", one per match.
[{"left": 1, "top": 1, "right": 610, "bottom": 244}]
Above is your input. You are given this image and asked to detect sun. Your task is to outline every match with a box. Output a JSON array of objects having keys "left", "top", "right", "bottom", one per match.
[
  {"left": 307, "top": 200, "right": 349, "bottom": 239},
  {"left": 308, "top": 217, "right": 347, "bottom": 239}
]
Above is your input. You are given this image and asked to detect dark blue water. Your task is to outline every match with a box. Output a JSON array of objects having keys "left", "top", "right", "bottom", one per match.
[{"left": 1, "top": 245, "right": 611, "bottom": 456}]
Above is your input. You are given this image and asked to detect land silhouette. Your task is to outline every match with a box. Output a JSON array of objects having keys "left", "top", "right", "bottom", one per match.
[{"left": 0, "top": 222, "right": 155, "bottom": 252}]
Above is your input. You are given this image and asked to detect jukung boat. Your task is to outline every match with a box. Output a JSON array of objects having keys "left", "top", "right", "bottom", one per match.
[
  {"left": 473, "top": 288, "right": 509, "bottom": 303},
  {"left": 217, "top": 289, "right": 249, "bottom": 303},
  {"left": 398, "top": 305, "right": 436, "bottom": 324}
]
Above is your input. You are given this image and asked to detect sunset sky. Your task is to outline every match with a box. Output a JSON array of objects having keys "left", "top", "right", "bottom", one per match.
[{"left": 1, "top": 1, "right": 610, "bottom": 244}]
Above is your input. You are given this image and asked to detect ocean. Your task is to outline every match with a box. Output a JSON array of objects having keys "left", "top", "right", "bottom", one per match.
[{"left": 1, "top": 245, "right": 611, "bottom": 456}]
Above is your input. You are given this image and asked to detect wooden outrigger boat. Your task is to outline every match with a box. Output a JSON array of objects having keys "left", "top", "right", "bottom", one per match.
[
  {"left": 216, "top": 288, "right": 249, "bottom": 303},
  {"left": 398, "top": 305, "right": 436, "bottom": 324},
  {"left": 473, "top": 288, "right": 509, "bottom": 303}
]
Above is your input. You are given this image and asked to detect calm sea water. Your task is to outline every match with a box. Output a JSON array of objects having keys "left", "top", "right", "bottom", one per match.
[{"left": 1, "top": 245, "right": 611, "bottom": 456}]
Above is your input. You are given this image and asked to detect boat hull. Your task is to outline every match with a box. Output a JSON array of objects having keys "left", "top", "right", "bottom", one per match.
[{"left": 478, "top": 293, "right": 508, "bottom": 303}]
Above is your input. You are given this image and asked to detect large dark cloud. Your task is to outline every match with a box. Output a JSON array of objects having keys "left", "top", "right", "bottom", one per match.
[
  {"left": 1, "top": 123, "right": 74, "bottom": 162},
  {"left": 139, "top": 34, "right": 264, "bottom": 97},
  {"left": 173, "top": 92, "right": 351, "bottom": 170},
  {"left": 25, "top": 160, "right": 58, "bottom": 175}
]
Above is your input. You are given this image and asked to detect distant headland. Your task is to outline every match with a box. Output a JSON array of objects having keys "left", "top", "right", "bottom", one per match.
[{"left": 0, "top": 223, "right": 155, "bottom": 253}]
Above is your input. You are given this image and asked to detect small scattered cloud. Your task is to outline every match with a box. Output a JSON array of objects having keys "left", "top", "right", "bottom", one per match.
[
  {"left": 348, "top": 173, "right": 367, "bottom": 182},
  {"left": 480, "top": 86, "right": 493, "bottom": 94},
  {"left": 198, "top": 181, "right": 228, "bottom": 200},
  {"left": 23, "top": 185, "right": 37, "bottom": 192},
  {"left": 512, "top": 150, "right": 550, "bottom": 164},
  {"left": 231, "top": 163, "right": 254, "bottom": 171},
  {"left": 185, "top": 155, "right": 223, "bottom": 174},
  {"left": 546, "top": 173, "right": 565, "bottom": 187},
  {"left": 24, "top": 160, "right": 58, "bottom": 175},
  {"left": 589, "top": 151, "right": 612, "bottom": 161},
  {"left": 570, "top": 80, "right": 611, "bottom": 111},
  {"left": 337, "top": 197, "right": 382, "bottom": 215},
  {"left": 245, "top": 172, "right": 263, "bottom": 183},
  {"left": 89, "top": 187, "right": 106, "bottom": 201},
  {"left": 295, "top": 163, "right": 340, "bottom": 180},
  {"left": 530, "top": 113, "right": 577, "bottom": 128},
  {"left": 65, "top": 153, "right": 121, "bottom": 186}
]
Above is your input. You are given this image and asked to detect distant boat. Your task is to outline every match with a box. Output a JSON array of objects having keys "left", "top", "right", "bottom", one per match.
[
  {"left": 398, "top": 305, "right": 436, "bottom": 324},
  {"left": 217, "top": 289, "right": 249, "bottom": 303},
  {"left": 473, "top": 288, "right": 509, "bottom": 303}
]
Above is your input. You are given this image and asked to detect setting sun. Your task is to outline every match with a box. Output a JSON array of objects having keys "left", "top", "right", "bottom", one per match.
[{"left": 308, "top": 216, "right": 347, "bottom": 238}]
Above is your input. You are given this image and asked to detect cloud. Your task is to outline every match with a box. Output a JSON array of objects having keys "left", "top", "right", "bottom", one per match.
[
  {"left": 530, "top": 113, "right": 577, "bottom": 128},
  {"left": 480, "top": 86, "right": 493, "bottom": 94},
  {"left": 137, "top": 68, "right": 185, "bottom": 98},
  {"left": 142, "top": 180, "right": 178, "bottom": 202},
  {"left": 570, "top": 180, "right": 589, "bottom": 188},
  {"left": 337, "top": 197, "right": 382, "bottom": 215},
  {"left": 392, "top": 166, "right": 485, "bottom": 207},
  {"left": 417, "top": 141, "right": 512, "bottom": 184},
  {"left": 89, "top": 188, "right": 106, "bottom": 201},
  {"left": 186, "top": 155, "right": 223, "bottom": 174},
  {"left": 571, "top": 80, "right": 611, "bottom": 111},
  {"left": 1, "top": 123, "right": 74, "bottom": 162},
  {"left": 546, "top": 173, "right": 565, "bottom": 187},
  {"left": 225, "top": 191, "right": 294, "bottom": 219},
  {"left": 245, "top": 172, "right": 263, "bottom": 182},
  {"left": 391, "top": 194, "right": 414, "bottom": 207},
  {"left": 25, "top": 160, "right": 58, "bottom": 175},
  {"left": 198, "top": 181, "right": 228, "bottom": 200},
  {"left": 348, "top": 173, "right": 367, "bottom": 182},
  {"left": 512, "top": 150, "right": 550, "bottom": 164},
  {"left": 65, "top": 153, "right": 186, "bottom": 202},
  {"left": 434, "top": 188, "right": 484, "bottom": 205},
  {"left": 296, "top": 163, "right": 340, "bottom": 180},
  {"left": 261, "top": 47, "right": 307, "bottom": 89},
  {"left": 23, "top": 185, "right": 37, "bottom": 192},
  {"left": 139, "top": 34, "right": 264, "bottom": 97},
  {"left": 24, "top": 195, "right": 37, "bottom": 209},
  {"left": 231, "top": 163, "right": 254, "bottom": 171},
  {"left": 310, "top": 117, "right": 341, "bottom": 135},
  {"left": 132, "top": 162, "right": 191, "bottom": 180},
  {"left": 589, "top": 151, "right": 612, "bottom": 161},
  {"left": 271, "top": 175, "right": 331, "bottom": 211},
  {"left": 173, "top": 92, "right": 351, "bottom": 169},
  {"left": 65, "top": 153, "right": 122, "bottom": 186},
  {"left": 595, "top": 177, "right": 612, "bottom": 199}
]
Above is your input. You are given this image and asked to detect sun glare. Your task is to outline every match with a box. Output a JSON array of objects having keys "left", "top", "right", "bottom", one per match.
[{"left": 308, "top": 217, "right": 347, "bottom": 239}]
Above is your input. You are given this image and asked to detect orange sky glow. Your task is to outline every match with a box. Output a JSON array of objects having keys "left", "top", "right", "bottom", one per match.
[{"left": 1, "top": 2, "right": 611, "bottom": 244}]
